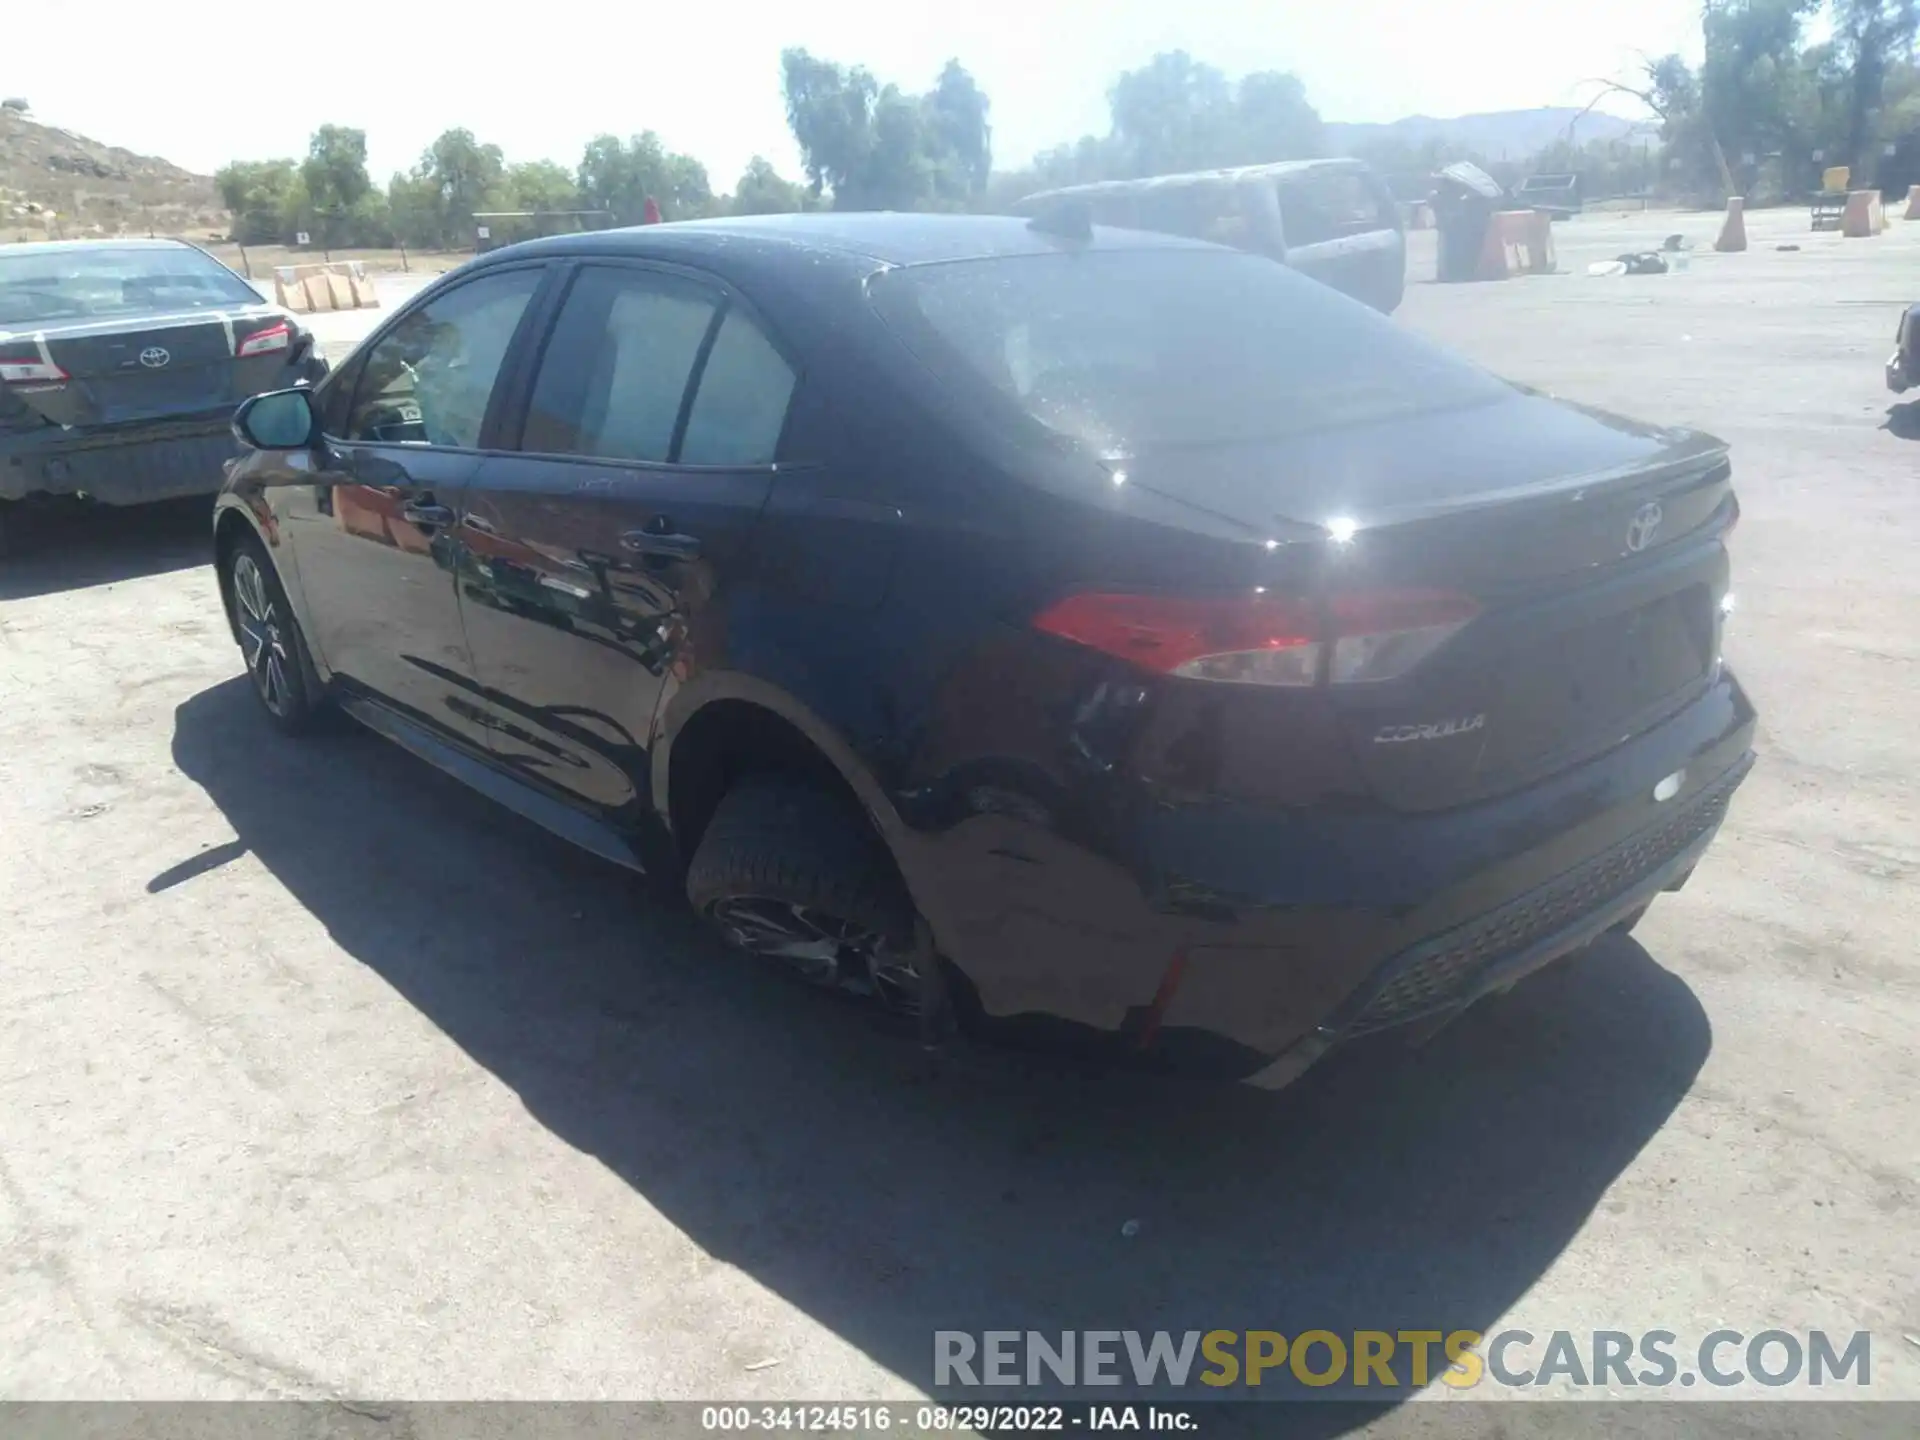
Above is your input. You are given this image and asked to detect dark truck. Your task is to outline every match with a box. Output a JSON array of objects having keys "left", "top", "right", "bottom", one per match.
[{"left": 1515, "top": 173, "right": 1582, "bottom": 220}]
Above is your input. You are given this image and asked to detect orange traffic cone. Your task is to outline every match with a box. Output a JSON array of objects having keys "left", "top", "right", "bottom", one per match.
[{"left": 1714, "top": 196, "right": 1747, "bottom": 252}]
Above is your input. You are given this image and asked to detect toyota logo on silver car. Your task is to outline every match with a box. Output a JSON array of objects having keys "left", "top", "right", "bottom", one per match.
[
  {"left": 138, "top": 347, "right": 171, "bottom": 369},
  {"left": 1625, "top": 500, "right": 1663, "bottom": 552}
]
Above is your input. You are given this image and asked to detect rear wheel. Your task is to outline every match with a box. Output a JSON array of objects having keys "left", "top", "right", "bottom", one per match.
[
  {"left": 686, "top": 777, "right": 923, "bottom": 1015},
  {"left": 226, "top": 534, "right": 324, "bottom": 734}
]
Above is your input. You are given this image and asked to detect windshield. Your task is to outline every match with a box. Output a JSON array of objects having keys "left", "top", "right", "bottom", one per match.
[
  {"left": 0, "top": 246, "right": 261, "bottom": 327},
  {"left": 871, "top": 247, "right": 1507, "bottom": 455}
]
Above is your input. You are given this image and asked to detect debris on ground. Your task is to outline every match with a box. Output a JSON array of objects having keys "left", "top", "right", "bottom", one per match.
[{"left": 1589, "top": 253, "right": 1672, "bottom": 277}]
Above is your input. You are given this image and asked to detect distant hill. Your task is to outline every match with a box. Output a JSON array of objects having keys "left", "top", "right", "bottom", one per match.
[
  {"left": 1, "top": 105, "right": 222, "bottom": 242},
  {"left": 1325, "top": 107, "right": 1657, "bottom": 160}
]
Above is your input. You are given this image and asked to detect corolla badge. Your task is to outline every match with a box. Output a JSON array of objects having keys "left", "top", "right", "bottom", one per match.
[
  {"left": 138, "top": 346, "right": 171, "bottom": 369},
  {"left": 1625, "top": 500, "right": 1663, "bottom": 553},
  {"left": 1373, "top": 713, "right": 1487, "bottom": 744}
]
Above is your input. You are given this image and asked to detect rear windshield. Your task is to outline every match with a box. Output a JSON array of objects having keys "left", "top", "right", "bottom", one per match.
[
  {"left": 0, "top": 246, "right": 260, "bottom": 327},
  {"left": 870, "top": 247, "right": 1505, "bottom": 454}
]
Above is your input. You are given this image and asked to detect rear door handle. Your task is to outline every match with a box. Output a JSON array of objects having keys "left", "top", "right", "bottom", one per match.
[
  {"left": 620, "top": 528, "right": 701, "bottom": 559},
  {"left": 402, "top": 500, "right": 455, "bottom": 527}
]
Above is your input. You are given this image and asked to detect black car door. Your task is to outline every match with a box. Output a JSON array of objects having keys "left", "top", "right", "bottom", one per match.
[
  {"left": 455, "top": 260, "right": 796, "bottom": 823},
  {"left": 282, "top": 264, "right": 549, "bottom": 751}
]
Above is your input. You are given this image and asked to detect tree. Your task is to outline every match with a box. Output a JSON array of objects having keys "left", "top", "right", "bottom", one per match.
[
  {"left": 1702, "top": 0, "right": 1824, "bottom": 193},
  {"left": 1592, "top": 52, "right": 1737, "bottom": 198},
  {"left": 425, "top": 128, "right": 505, "bottom": 243},
  {"left": 1833, "top": 0, "right": 1920, "bottom": 179},
  {"left": 1231, "top": 70, "right": 1325, "bottom": 166},
  {"left": 1108, "top": 50, "right": 1238, "bottom": 175},
  {"left": 300, "top": 124, "right": 373, "bottom": 246},
  {"left": 504, "top": 159, "right": 579, "bottom": 214},
  {"left": 780, "top": 50, "right": 992, "bottom": 210},
  {"left": 989, "top": 49, "right": 1322, "bottom": 204},
  {"left": 924, "top": 60, "right": 993, "bottom": 200},
  {"left": 727, "top": 156, "right": 811, "bottom": 215},
  {"left": 577, "top": 132, "right": 712, "bottom": 223},
  {"left": 215, "top": 158, "right": 298, "bottom": 245},
  {"left": 386, "top": 170, "right": 444, "bottom": 249}
]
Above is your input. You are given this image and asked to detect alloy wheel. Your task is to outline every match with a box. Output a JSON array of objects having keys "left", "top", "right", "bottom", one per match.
[
  {"left": 707, "top": 897, "right": 921, "bottom": 1014},
  {"left": 232, "top": 553, "right": 294, "bottom": 717}
]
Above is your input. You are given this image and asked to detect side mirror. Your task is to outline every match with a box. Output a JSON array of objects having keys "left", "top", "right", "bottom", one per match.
[{"left": 233, "top": 387, "right": 318, "bottom": 451}]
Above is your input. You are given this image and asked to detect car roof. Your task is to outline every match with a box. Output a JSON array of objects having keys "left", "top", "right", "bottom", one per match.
[
  {"left": 496, "top": 211, "right": 1215, "bottom": 270},
  {"left": 0, "top": 237, "right": 199, "bottom": 257},
  {"left": 1019, "top": 158, "right": 1374, "bottom": 206}
]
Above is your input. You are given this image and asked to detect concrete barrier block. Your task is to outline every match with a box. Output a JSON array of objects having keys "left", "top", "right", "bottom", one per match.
[
  {"left": 1715, "top": 196, "right": 1747, "bottom": 252},
  {"left": 1842, "top": 190, "right": 1882, "bottom": 238}
]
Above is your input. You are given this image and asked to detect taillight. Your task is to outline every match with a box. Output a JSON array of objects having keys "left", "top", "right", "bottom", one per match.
[
  {"left": 1324, "top": 590, "right": 1480, "bottom": 684},
  {"left": 236, "top": 320, "right": 293, "bottom": 358},
  {"left": 0, "top": 349, "right": 68, "bottom": 385},
  {"left": 1032, "top": 589, "right": 1478, "bottom": 687}
]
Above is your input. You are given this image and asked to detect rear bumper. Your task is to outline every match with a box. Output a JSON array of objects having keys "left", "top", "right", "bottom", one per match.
[
  {"left": 1241, "top": 752, "right": 1748, "bottom": 1088},
  {"left": 909, "top": 669, "right": 1756, "bottom": 1081},
  {"left": 1, "top": 414, "right": 238, "bottom": 505}
]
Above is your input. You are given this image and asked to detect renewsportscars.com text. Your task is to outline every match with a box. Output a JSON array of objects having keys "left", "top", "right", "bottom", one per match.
[{"left": 933, "top": 1328, "right": 1872, "bottom": 1392}]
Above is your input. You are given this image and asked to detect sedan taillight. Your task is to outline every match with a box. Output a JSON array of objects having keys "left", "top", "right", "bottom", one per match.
[
  {"left": 236, "top": 320, "right": 293, "bottom": 358},
  {"left": 1032, "top": 588, "right": 1479, "bottom": 687},
  {"left": 0, "top": 347, "right": 68, "bottom": 385}
]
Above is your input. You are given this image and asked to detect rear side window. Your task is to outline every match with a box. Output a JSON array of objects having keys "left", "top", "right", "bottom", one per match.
[
  {"left": 871, "top": 248, "right": 1504, "bottom": 456},
  {"left": 679, "top": 310, "right": 795, "bottom": 466},
  {"left": 522, "top": 266, "right": 719, "bottom": 463},
  {"left": 1278, "top": 169, "right": 1393, "bottom": 247},
  {"left": 1133, "top": 183, "right": 1258, "bottom": 249},
  {"left": 1086, "top": 195, "right": 1141, "bottom": 229}
]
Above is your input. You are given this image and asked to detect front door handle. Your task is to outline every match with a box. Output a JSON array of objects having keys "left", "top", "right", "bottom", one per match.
[
  {"left": 402, "top": 499, "right": 455, "bottom": 528},
  {"left": 620, "top": 527, "right": 701, "bottom": 559}
]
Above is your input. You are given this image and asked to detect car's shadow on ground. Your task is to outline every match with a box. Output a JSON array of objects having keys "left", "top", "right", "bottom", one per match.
[
  {"left": 169, "top": 678, "right": 1713, "bottom": 1435},
  {"left": 1881, "top": 400, "right": 1920, "bottom": 440},
  {"left": 0, "top": 497, "right": 212, "bottom": 600}
]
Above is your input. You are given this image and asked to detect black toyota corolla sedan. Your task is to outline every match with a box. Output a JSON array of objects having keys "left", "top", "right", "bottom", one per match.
[
  {"left": 211, "top": 213, "right": 1754, "bottom": 1087},
  {"left": 1, "top": 238, "right": 326, "bottom": 545}
]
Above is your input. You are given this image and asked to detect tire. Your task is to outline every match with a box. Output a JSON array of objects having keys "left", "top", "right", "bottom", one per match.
[
  {"left": 686, "top": 777, "right": 923, "bottom": 1014},
  {"left": 224, "top": 531, "right": 325, "bottom": 735}
]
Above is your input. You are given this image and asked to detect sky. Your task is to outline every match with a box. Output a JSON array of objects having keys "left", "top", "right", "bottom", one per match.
[{"left": 11, "top": 0, "right": 1705, "bottom": 189}]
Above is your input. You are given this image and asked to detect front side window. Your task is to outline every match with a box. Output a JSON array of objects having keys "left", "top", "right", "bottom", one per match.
[
  {"left": 343, "top": 268, "right": 543, "bottom": 448},
  {"left": 522, "top": 266, "right": 721, "bottom": 463}
]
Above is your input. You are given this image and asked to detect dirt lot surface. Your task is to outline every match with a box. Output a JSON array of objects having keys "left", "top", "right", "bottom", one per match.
[{"left": 1, "top": 207, "right": 1916, "bottom": 1425}]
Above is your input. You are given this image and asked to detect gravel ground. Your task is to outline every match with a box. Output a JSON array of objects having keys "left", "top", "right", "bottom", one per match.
[{"left": 1, "top": 205, "right": 1915, "bottom": 1426}]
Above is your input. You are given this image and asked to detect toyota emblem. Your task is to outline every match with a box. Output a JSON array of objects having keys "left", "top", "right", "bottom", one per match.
[
  {"left": 138, "top": 347, "right": 171, "bottom": 369},
  {"left": 1625, "top": 500, "right": 1663, "bottom": 553}
]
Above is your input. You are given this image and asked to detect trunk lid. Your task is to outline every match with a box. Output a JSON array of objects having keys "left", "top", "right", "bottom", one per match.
[
  {"left": 1, "top": 308, "right": 292, "bottom": 428},
  {"left": 1122, "top": 392, "right": 1737, "bottom": 812}
]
